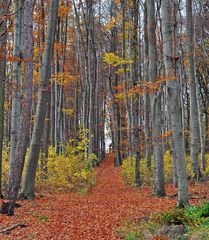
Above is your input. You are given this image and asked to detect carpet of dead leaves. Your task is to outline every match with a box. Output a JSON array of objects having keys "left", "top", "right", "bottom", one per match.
[{"left": 0, "top": 154, "right": 208, "bottom": 240}]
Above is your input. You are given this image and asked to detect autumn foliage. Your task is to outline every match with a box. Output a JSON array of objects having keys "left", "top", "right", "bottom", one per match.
[{"left": 0, "top": 154, "right": 208, "bottom": 239}]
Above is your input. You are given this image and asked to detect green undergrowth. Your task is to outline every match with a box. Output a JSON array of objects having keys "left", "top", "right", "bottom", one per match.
[
  {"left": 32, "top": 212, "right": 49, "bottom": 222},
  {"left": 122, "top": 152, "right": 209, "bottom": 186},
  {"left": 115, "top": 218, "right": 160, "bottom": 240},
  {"left": 116, "top": 202, "right": 209, "bottom": 240}
]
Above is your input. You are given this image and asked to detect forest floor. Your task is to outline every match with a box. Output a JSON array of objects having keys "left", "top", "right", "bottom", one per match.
[{"left": 0, "top": 154, "right": 208, "bottom": 240}]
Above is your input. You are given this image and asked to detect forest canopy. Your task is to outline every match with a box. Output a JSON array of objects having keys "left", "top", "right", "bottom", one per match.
[{"left": 0, "top": 0, "right": 208, "bottom": 226}]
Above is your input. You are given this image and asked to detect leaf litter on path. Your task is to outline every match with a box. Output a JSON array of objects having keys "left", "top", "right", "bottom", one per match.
[{"left": 0, "top": 154, "right": 208, "bottom": 239}]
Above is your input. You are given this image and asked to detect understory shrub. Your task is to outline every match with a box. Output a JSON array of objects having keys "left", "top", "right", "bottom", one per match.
[
  {"left": 118, "top": 202, "right": 209, "bottom": 240},
  {"left": 115, "top": 218, "right": 159, "bottom": 240},
  {"left": 1, "top": 148, "right": 10, "bottom": 191},
  {"left": 122, "top": 152, "right": 209, "bottom": 186},
  {"left": 122, "top": 156, "right": 153, "bottom": 186},
  {"left": 1, "top": 134, "right": 96, "bottom": 194},
  {"left": 36, "top": 135, "right": 96, "bottom": 192},
  {"left": 159, "top": 203, "right": 209, "bottom": 239}
]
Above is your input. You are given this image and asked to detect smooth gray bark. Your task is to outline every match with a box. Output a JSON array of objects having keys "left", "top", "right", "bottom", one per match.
[
  {"left": 186, "top": 0, "right": 201, "bottom": 179},
  {"left": 0, "top": 0, "right": 8, "bottom": 198},
  {"left": 10, "top": 0, "right": 24, "bottom": 167},
  {"left": 144, "top": 1, "right": 152, "bottom": 168},
  {"left": 161, "top": 0, "right": 189, "bottom": 207},
  {"left": 197, "top": 83, "right": 205, "bottom": 170},
  {"left": 6, "top": 0, "right": 34, "bottom": 214},
  {"left": 121, "top": 0, "right": 132, "bottom": 156},
  {"left": 20, "top": 0, "right": 58, "bottom": 199},
  {"left": 147, "top": 0, "right": 165, "bottom": 196}
]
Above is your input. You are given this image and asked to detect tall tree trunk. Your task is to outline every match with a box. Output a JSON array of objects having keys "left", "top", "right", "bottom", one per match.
[
  {"left": 10, "top": 0, "right": 24, "bottom": 167},
  {"left": 20, "top": 0, "right": 58, "bottom": 199},
  {"left": 0, "top": 0, "right": 8, "bottom": 198},
  {"left": 132, "top": 0, "right": 141, "bottom": 186},
  {"left": 197, "top": 85, "right": 205, "bottom": 170},
  {"left": 5, "top": 0, "right": 34, "bottom": 215},
  {"left": 147, "top": 0, "right": 165, "bottom": 196},
  {"left": 50, "top": 73, "right": 55, "bottom": 147},
  {"left": 186, "top": 0, "right": 201, "bottom": 180},
  {"left": 40, "top": 96, "right": 51, "bottom": 179},
  {"left": 109, "top": 1, "right": 122, "bottom": 166},
  {"left": 170, "top": 0, "right": 180, "bottom": 188},
  {"left": 161, "top": 0, "right": 189, "bottom": 207},
  {"left": 144, "top": 0, "right": 152, "bottom": 168},
  {"left": 121, "top": 0, "right": 132, "bottom": 155}
]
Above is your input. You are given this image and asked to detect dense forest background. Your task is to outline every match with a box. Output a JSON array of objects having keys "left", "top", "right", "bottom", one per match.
[{"left": 0, "top": 0, "right": 208, "bottom": 227}]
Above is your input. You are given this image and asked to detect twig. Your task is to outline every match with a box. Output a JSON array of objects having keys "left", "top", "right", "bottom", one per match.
[
  {"left": 190, "top": 195, "right": 207, "bottom": 199},
  {"left": 0, "top": 223, "right": 27, "bottom": 234}
]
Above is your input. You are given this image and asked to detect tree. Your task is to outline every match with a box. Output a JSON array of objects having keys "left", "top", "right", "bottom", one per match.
[
  {"left": 161, "top": 0, "right": 189, "bottom": 207},
  {"left": 0, "top": 0, "right": 9, "bottom": 198},
  {"left": 10, "top": 0, "right": 24, "bottom": 166},
  {"left": 186, "top": 0, "right": 201, "bottom": 179},
  {"left": 147, "top": 0, "right": 165, "bottom": 196},
  {"left": 144, "top": 0, "right": 152, "bottom": 168},
  {"left": 20, "top": 0, "right": 58, "bottom": 199},
  {"left": 5, "top": 0, "right": 34, "bottom": 215},
  {"left": 0, "top": 0, "right": 207, "bottom": 213}
]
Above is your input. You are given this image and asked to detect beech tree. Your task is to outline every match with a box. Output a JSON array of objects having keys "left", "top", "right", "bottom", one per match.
[
  {"left": 186, "top": 0, "right": 201, "bottom": 179},
  {"left": 6, "top": 0, "right": 34, "bottom": 215},
  {"left": 10, "top": 0, "right": 24, "bottom": 165},
  {"left": 20, "top": 0, "right": 59, "bottom": 199},
  {"left": 147, "top": 0, "right": 165, "bottom": 196},
  {"left": 161, "top": 0, "right": 189, "bottom": 207},
  {"left": 0, "top": 0, "right": 9, "bottom": 198},
  {"left": 0, "top": 0, "right": 208, "bottom": 216}
]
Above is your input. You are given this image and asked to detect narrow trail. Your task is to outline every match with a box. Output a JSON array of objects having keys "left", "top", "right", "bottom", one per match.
[{"left": 0, "top": 154, "right": 208, "bottom": 240}]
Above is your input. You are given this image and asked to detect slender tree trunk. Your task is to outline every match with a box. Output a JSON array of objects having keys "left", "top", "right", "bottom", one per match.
[
  {"left": 121, "top": 0, "right": 132, "bottom": 155},
  {"left": 144, "top": 1, "right": 152, "bottom": 168},
  {"left": 161, "top": 0, "right": 189, "bottom": 207},
  {"left": 109, "top": 1, "right": 122, "bottom": 166},
  {"left": 3, "top": 0, "right": 34, "bottom": 215},
  {"left": 170, "top": 0, "right": 180, "bottom": 188},
  {"left": 132, "top": 0, "right": 141, "bottom": 186},
  {"left": 10, "top": 0, "right": 24, "bottom": 166},
  {"left": 20, "top": 0, "right": 58, "bottom": 199},
  {"left": 147, "top": 0, "right": 165, "bottom": 196},
  {"left": 186, "top": 0, "right": 201, "bottom": 180},
  {"left": 40, "top": 95, "right": 51, "bottom": 179},
  {"left": 167, "top": 106, "right": 178, "bottom": 187},
  {"left": 0, "top": 0, "right": 8, "bottom": 198},
  {"left": 50, "top": 79, "right": 55, "bottom": 147},
  {"left": 196, "top": 82, "right": 205, "bottom": 170}
]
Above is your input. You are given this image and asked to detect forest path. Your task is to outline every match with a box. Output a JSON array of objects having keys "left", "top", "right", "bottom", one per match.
[{"left": 0, "top": 154, "right": 207, "bottom": 240}]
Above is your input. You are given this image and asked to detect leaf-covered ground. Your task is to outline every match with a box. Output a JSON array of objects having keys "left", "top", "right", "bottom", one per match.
[{"left": 0, "top": 154, "right": 208, "bottom": 239}]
